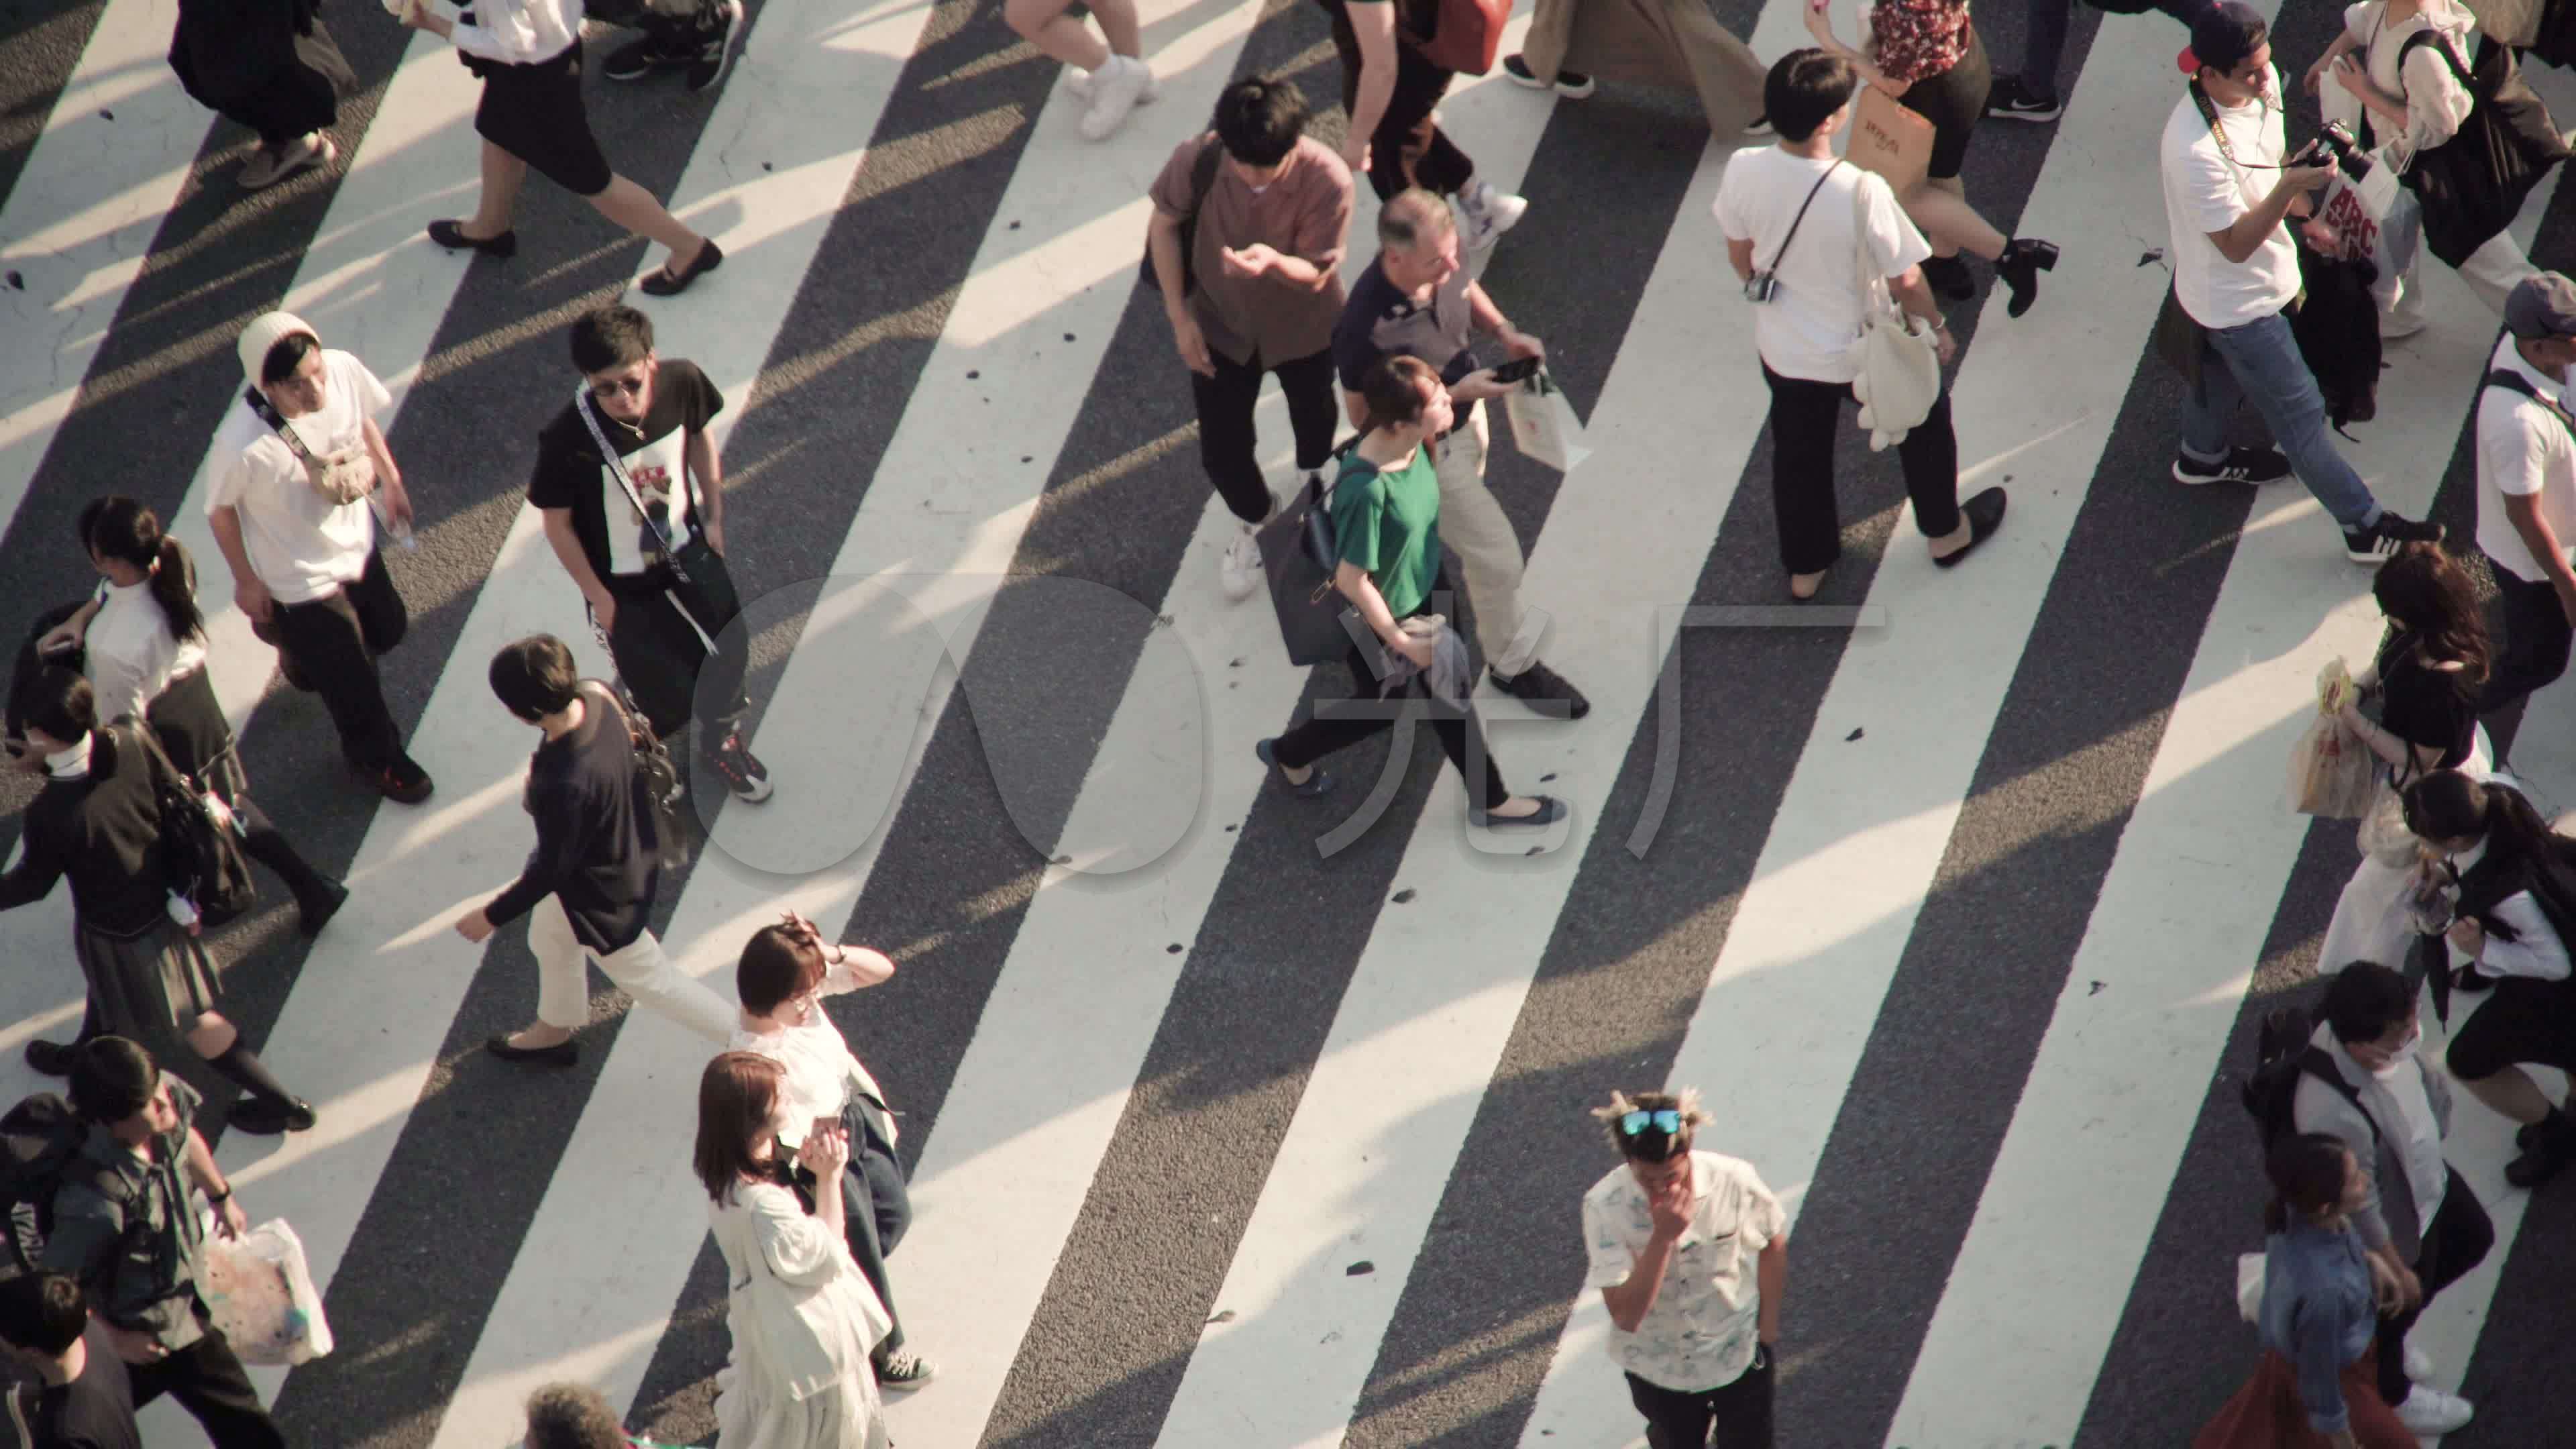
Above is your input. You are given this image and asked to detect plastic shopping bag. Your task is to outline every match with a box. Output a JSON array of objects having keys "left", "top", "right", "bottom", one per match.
[
  {"left": 1505, "top": 368, "right": 1591, "bottom": 473},
  {"left": 202, "top": 1218, "right": 333, "bottom": 1366}
]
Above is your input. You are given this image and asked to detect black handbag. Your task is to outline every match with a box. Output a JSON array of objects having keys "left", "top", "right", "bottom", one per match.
[
  {"left": 572, "top": 384, "right": 745, "bottom": 693},
  {"left": 2397, "top": 32, "right": 2570, "bottom": 268},
  {"left": 1256, "top": 441, "right": 1368, "bottom": 667},
  {"left": 1138, "top": 136, "right": 1223, "bottom": 294},
  {"left": 130, "top": 722, "right": 258, "bottom": 930}
]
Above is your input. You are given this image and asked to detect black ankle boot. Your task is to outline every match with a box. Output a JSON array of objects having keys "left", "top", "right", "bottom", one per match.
[
  {"left": 1919, "top": 254, "right": 1976, "bottom": 301},
  {"left": 1995, "top": 237, "right": 2060, "bottom": 319}
]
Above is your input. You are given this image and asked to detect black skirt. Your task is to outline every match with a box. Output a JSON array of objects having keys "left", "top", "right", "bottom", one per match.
[
  {"left": 1896, "top": 23, "right": 1990, "bottom": 181},
  {"left": 470, "top": 40, "right": 613, "bottom": 197},
  {"left": 144, "top": 665, "right": 251, "bottom": 807}
]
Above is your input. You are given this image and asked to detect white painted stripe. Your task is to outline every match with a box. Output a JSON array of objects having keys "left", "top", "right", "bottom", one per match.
[
  {"left": 0, "top": 0, "right": 216, "bottom": 544},
  {"left": 414, "top": 2, "right": 1305, "bottom": 1441},
  {"left": 1510, "top": 3, "right": 2311, "bottom": 1440},
  {"left": 1877, "top": 81, "right": 2575, "bottom": 1449}
]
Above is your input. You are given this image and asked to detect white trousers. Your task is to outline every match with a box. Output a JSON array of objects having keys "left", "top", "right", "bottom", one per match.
[
  {"left": 530, "top": 892, "right": 736, "bottom": 1042},
  {"left": 2377, "top": 228, "right": 2538, "bottom": 333}
]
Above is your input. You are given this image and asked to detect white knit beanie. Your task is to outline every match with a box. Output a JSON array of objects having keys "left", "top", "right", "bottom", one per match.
[{"left": 237, "top": 311, "right": 319, "bottom": 387}]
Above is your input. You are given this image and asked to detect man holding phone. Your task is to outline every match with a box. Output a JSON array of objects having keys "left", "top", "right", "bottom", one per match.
[
  {"left": 1333, "top": 188, "right": 1589, "bottom": 718},
  {"left": 2159, "top": 3, "right": 2440, "bottom": 563}
]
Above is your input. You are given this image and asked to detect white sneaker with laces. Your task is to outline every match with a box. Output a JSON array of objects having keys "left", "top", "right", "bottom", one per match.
[
  {"left": 1066, "top": 58, "right": 1157, "bottom": 104},
  {"left": 1080, "top": 55, "right": 1152, "bottom": 140},
  {"left": 2404, "top": 1342, "right": 2434, "bottom": 1383},
  {"left": 1456, "top": 180, "right": 1527, "bottom": 251},
  {"left": 2392, "top": 1387, "right": 2473, "bottom": 1436},
  {"left": 1221, "top": 529, "right": 1263, "bottom": 602}
]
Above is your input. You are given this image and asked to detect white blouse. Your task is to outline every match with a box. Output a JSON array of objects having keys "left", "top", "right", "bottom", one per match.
[
  {"left": 447, "top": 0, "right": 581, "bottom": 67},
  {"left": 83, "top": 578, "right": 205, "bottom": 727},
  {"left": 731, "top": 952, "right": 898, "bottom": 1151},
  {"left": 2342, "top": 1, "right": 2478, "bottom": 161},
  {"left": 2451, "top": 838, "right": 2574, "bottom": 981}
]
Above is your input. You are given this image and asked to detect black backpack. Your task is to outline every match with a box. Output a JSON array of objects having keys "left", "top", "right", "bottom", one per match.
[
  {"left": 0, "top": 1094, "right": 136, "bottom": 1284},
  {"left": 125, "top": 725, "right": 256, "bottom": 930},
  {"left": 2239, "top": 1006, "right": 2377, "bottom": 1154}
]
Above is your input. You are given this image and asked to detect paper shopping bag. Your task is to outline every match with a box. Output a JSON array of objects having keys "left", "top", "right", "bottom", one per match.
[
  {"left": 1846, "top": 85, "right": 1933, "bottom": 196},
  {"left": 2288, "top": 713, "right": 2377, "bottom": 818},
  {"left": 1506, "top": 367, "right": 1591, "bottom": 473}
]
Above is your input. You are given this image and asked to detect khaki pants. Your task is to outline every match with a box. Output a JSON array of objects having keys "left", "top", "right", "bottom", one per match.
[
  {"left": 1519, "top": 0, "right": 1767, "bottom": 137},
  {"left": 530, "top": 893, "right": 735, "bottom": 1041},
  {"left": 1432, "top": 406, "right": 1542, "bottom": 678}
]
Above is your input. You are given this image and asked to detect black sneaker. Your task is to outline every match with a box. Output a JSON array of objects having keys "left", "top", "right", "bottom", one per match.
[
  {"left": 1501, "top": 53, "right": 1593, "bottom": 99},
  {"left": 368, "top": 758, "right": 434, "bottom": 806},
  {"left": 873, "top": 1349, "right": 937, "bottom": 1391},
  {"left": 2344, "top": 513, "right": 2444, "bottom": 566},
  {"left": 686, "top": 0, "right": 745, "bottom": 93},
  {"left": 228, "top": 1095, "right": 317, "bottom": 1136},
  {"left": 602, "top": 36, "right": 686, "bottom": 80},
  {"left": 1490, "top": 661, "right": 1591, "bottom": 719},
  {"left": 2172, "top": 446, "right": 2290, "bottom": 486},
  {"left": 704, "top": 730, "right": 773, "bottom": 802},
  {"left": 1986, "top": 74, "right": 2063, "bottom": 122}
]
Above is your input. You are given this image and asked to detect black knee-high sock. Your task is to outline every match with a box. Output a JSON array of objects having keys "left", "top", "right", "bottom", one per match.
[
  {"left": 205, "top": 1043, "right": 296, "bottom": 1105},
  {"left": 236, "top": 802, "right": 339, "bottom": 910}
]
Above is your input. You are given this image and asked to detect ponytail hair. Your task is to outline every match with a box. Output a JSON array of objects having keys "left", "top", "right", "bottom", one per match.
[
  {"left": 76, "top": 496, "right": 202, "bottom": 645},
  {"left": 2262, "top": 1131, "right": 2350, "bottom": 1234}
]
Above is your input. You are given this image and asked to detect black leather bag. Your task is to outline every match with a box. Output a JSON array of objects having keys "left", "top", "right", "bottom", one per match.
[
  {"left": 1138, "top": 136, "right": 1223, "bottom": 294},
  {"left": 1256, "top": 472, "right": 1352, "bottom": 667},
  {"left": 2398, "top": 33, "right": 2570, "bottom": 267}
]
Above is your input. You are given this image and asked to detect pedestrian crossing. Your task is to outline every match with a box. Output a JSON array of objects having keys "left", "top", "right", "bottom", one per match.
[{"left": 3, "top": 0, "right": 2575, "bottom": 1441}]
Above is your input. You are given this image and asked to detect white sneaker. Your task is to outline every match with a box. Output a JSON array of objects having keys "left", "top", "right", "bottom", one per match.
[
  {"left": 1220, "top": 529, "right": 1263, "bottom": 601},
  {"left": 2392, "top": 1387, "right": 2473, "bottom": 1436},
  {"left": 1080, "top": 55, "right": 1152, "bottom": 140},
  {"left": 1456, "top": 180, "right": 1527, "bottom": 251},
  {"left": 2404, "top": 1342, "right": 2434, "bottom": 1383},
  {"left": 1065, "top": 58, "right": 1157, "bottom": 104}
]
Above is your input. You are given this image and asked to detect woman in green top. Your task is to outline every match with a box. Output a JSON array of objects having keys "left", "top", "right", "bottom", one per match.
[{"left": 1258, "top": 356, "right": 1565, "bottom": 826}]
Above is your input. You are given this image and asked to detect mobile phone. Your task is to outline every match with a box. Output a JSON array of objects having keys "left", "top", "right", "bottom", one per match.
[
  {"left": 813, "top": 1115, "right": 839, "bottom": 1144},
  {"left": 1489, "top": 355, "right": 1542, "bottom": 386}
]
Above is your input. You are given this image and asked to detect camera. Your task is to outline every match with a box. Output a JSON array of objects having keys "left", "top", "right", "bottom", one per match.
[
  {"left": 1743, "top": 271, "right": 1780, "bottom": 305},
  {"left": 2302, "top": 120, "right": 2369, "bottom": 180}
]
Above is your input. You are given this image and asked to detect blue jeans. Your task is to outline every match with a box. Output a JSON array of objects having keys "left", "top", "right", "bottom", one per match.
[
  {"left": 2021, "top": 0, "right": 2214, "bottom": 95},
  {"left": 2184, "top": 308, "right": 2380, "bottom": 531}
]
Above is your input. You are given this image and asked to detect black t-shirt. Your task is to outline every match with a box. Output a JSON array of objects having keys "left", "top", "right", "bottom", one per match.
[
  {"left": 2375, "top": 632, "right": 2477, "bottom": 770},
  {"left": 480, "top": 682, "right": 657, "bottom": 953},
  {"left": 9, "top": 1326, "right": 142, "bottom": 1449},
  {"left": 1333, "top": 258, "right": 1477, "bottom": 394},
  {"left": 527, "top": 360, "right": 725, "bottom": 586}
]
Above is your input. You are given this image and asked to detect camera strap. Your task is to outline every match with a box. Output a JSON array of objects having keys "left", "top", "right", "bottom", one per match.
[{"left": 1760, "top": 160, "right": 1843, "bottom": 276}]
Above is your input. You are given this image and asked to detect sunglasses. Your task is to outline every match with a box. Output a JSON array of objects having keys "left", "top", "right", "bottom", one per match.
[
  {"left": 1619, "top": 1109, "right": 1682, "bottom": 1137},
  {"left": 592, "top": 375, "right": 649, "bottom": 400}
]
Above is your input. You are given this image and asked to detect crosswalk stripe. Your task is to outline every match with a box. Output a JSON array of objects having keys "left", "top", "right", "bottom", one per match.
[{"left": 415, "top": 1, "right": 1292, "bottom": 1441}]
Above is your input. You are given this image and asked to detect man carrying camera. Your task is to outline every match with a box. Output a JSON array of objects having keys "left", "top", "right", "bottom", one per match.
[
  {"left": 2159, "top": 4, "right": 2441, "bottom": 564},
  {"left": 1714, "top": 49, "right": 2005, "bottom": 601}
]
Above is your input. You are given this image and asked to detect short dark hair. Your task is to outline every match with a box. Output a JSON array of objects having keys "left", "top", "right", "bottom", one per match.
[
  {"left": 68, "top": 1036, "right": 157, "bottom": 1126},
  {"left": 2319, "top": 961, "right": 2414, "bottom": 1045},
  {"left": 260, "top": 331, "right": 321, "bottom": 386},
  {"left": 523, "top": 1383, "right": 631, "bottom": 1449},
  {"left": 0, "top": 1274, "right": 87, "bottom": 1357},
  {"left": 2190, "top": 2, "right": 2269, "bottom": 78},
  {"left": 1357, "top": 354, "right": 1441, "bottom": 437},
  {"left": 737, "top": 926, "right": 829, "bottom": 1016},
  {"left": 490, "top": 635, "right": 582, "bottom": 722},
  {"left": 570, "top": 305, "right": 654, "bottom": 376},
  {"left": 2263, "top": 1131, "right": 2351, "bottom": 1233},
  {"left": 694, "top": 1053, "right": 786, "bottom": 1201},
  {"left": 19, "top": 667, "right": 95, "bottom": 745},
  {"left": 1212, "top": 77, "right": 1309, "bottom": 167},
  {"left": 1764, "top": 49, "right": 1858, "bottom": 143}
]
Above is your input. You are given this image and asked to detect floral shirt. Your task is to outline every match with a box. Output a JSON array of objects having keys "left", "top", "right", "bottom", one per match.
[
  {"left": 1581, "top": 1151, "right": 1786, "bottom": 1393},
  {"left": 1868, "top": 0, "right": 1972, "bottom": 84}
]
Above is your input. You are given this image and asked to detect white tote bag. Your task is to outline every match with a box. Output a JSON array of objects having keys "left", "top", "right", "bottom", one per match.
[
  {"left": 1505, "top": 366, "right": 1591, "bottom": 472},
  {"left": 1847, "top": 184, "right": 1943, "bottom": 450}
]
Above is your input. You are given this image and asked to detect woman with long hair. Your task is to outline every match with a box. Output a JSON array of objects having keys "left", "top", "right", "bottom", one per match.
[
  {"left": 694, "top": 1052, "right": 892, "bottom": 1448},
  {"left": 2195, "top": 1133, "right": 2413, "bottom": 1448},
  {"left": 2316, "top": 543, "right": 2491, "bottom": 973},
  {"left": 1256, "top": 356, "right": 1563, "bottom": 826},
  {"left": 731, "top": 914, "right": 934, "bottom": 1389},
  {"left": 1799, "top": 0, "right": 2058, "bottom": 316},
  {"left": 2402, "top": 769, "right": 2576, "bottom": 1187}
]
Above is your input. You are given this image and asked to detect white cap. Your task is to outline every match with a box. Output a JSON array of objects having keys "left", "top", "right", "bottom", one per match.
[{"left": 237, "top": 311, "right": 319, "bottom": 387}]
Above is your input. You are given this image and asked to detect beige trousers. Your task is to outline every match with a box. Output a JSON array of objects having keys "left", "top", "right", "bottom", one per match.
[
  {"left": 1431, "top": 405, "right": 1544, "bottom": 677},
  {"left": 1519, "top": 0, "right": 1768, "bottom": 136}
]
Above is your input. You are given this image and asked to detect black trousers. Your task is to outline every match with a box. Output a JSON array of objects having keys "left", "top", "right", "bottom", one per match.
[
  {"left": 146, "top": 668, "right": 337, "bottom": 913},
  {"left": 1329, "top": 13, "right": 1475, "bottom": 200},
  {"left": 1760, "top": 364, "right": 1963, "bottom": 576},
  {"left": 604, "top": 573, "right": 749, "bottom": 746},
  {"left": 1191, "top": 346, "right": 1340, "bottom": 525},
  {"left": 2375, "top": 1167, "right": 2494, "bottom": 1406},
  {"left": 1268, "top": 576, "right": 1511, "bottom": 812},
  {"left": 2479, "top": 564, "right": 2574, "bottom": 714},
  {"left": 264, "top": 548, "right": 410, "bottom": 773},
  {"left": 1626, "top": 1348, "right": 1775, "bottom": 1449},
  {"left": 802, "top": 1102, "right": 914, "bottom": 1356},
  {"left": 128, "top": 1314, "right": 284, "bottom": 1449}
]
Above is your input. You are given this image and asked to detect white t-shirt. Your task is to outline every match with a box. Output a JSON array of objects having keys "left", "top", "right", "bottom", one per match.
[
  {"left": 205, "top": 349, "right": 390, "bottom": 605},
  {"left": 83, "top": 577, "right": 207, "bottom": 726},
  {"left": 1713, "top": 148, "right": 1930, "bottom": 384},
  {"left": 727, "top": 955, "right": 898, "bottom": 1152},
  {"left": 2475, "top": 335, "right": 2576, "bottom": 583},
  {"left": 2161, "top": 76, "right": 2302, "bottom": 329},
  {"left": 1581, "top": 1150, "right": 1786, "bottom": 1393}
]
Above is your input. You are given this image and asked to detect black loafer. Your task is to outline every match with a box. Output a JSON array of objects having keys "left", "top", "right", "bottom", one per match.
[
  {"left": 1932, "top": 487, "right": 2007, "bottom": 570},
  {"left": 639, "top": 237, "right": 724, "bottom": 297},
  {"left": 427, "top": 219, "right": 517, "bottom": 258},
  {"left": 1256, "top": 737, "right": 1335, "bottom": 798},
  {"left": 24, "top": 1038, "right": 78, "bottom": 1077},
  {"left": 229, "top": 1095, "right": 317, "bottom": 1136},
  {"left": 1470, "top": 794, "right": 1568, "bottom": 828},
  {"left": 486, "top": 1032, "right": 579, "bottom": 1067},
  {"left": 298, "top": 880, "right": 350, "bottom": 938}
]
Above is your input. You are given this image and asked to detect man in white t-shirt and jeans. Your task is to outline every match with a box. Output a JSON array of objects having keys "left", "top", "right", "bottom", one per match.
[
  {"left": 2159, "top": 3, "right": 2440, "bottom": 564},
  {"left": 1715, "top": 49, "right": 2005, "bottom": 602},
  {"left": 1581, "top": 1088, "right": 1789, "bottom": 1449},
  {"left": 2473, "top": 274, "right": 2576, "bottom": 718},
  {"left": 206, "top": 311, "right": 432, "bottom": 804}
]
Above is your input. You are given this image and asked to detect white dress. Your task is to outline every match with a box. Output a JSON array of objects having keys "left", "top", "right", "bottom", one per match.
[{"left": 710, "top": 1179, "right": 892, "bottom": 1449}]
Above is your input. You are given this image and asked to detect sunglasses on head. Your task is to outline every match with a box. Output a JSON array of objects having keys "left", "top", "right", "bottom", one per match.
[{"left": 1619, "top": 1109, "right": 1682, "bottom": 1137}]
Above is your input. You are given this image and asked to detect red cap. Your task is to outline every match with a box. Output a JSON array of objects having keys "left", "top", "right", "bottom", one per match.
[{"left": 2177, "top": 46, "right": 2200, "bottom": 73}]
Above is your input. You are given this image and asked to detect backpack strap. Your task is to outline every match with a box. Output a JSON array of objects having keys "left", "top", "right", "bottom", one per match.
[
  {"left": 2296, "top": 1046, "right": 2381, "bottom": 1144},
  {"left": 1185, "top": 134, "right": 1222, "bottom": 222},
  {"left": 2398, "top": 27, "right": 2477, "bottom": 93},
  {"left": 2483, "top": 366, "right": 2576, "bottom": 441}
]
